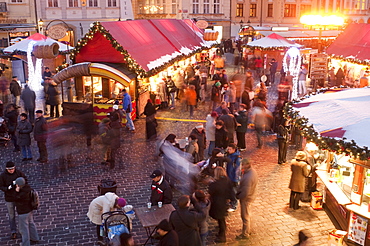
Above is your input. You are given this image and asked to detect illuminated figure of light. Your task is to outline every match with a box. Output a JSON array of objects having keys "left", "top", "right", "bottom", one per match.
[
  {"left": 27, "top": 41, "right": 44, "bottom": 111},
  {"left": 283, "top": 47, "right": 301, "bottom": 100}
]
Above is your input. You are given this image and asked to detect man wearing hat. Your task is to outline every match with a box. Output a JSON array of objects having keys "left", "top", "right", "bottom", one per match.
[
  {"left": 20, "top": 84, "right": 36, "bottom": 124},
  {"left": 0, "top": 162, "right": 27, "bottom": 239},
  {"left": 34, "top": 110, "right": 48, "bottom": 163},
  {"left": 87, "top": 192, "right": 127, "bottom": 245},
  {"left": 157, "top": 219, "right": 179, "bottom": 246},
  {"left": 14, "top": 177, "right": 40, "bottom": 245},
  {"left": 190, "top": 124, "right": 206, "bottom": 161},
  {"left": 150, "top": 169, "right": 173, "bottom": 206},
  {"left": 16, "top": 113, "right": 33, "bottom": 161}
]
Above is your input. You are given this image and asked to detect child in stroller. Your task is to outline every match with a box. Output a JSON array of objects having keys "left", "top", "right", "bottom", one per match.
[{"left": 101, "top": 210, "right": 132, "bottom": 246}]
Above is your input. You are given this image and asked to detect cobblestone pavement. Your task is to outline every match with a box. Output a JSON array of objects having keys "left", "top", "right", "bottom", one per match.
[{"left": 0, "top": 55, "right": 338, "bottom": 245}]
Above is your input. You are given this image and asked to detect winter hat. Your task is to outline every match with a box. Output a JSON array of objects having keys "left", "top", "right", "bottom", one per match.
[
  {"left": 157, "top": 219, "right": 172, "bottom": 231},
  {"left": 215, "top": 82, "right": 221, "bottom": 87},
  {"left": 113, "top": 105, "right": 119, "bottom": 110},
  {"left": 15, "top": 177, "right": 25, "bottom": 187},
  {"left": 295, "top": 151, "right": 307, "bottom": 161},
  {"left": 36, "top": 110, "right": 43, "bottom": 114},
  {"left": 117, "top": 198, "right": 127, "bottom": 208},
  {"left": 211, "top": 111, "right": 218, "bottom": 118},
  {"left": 150, "top": 169, "right": 162, "bottom": 179},
  {"left": 195, "top": 124, "right": 204, "bottom": 129},
  {"left": 6, "top": 161, "right": 15, "bottom": 169}
]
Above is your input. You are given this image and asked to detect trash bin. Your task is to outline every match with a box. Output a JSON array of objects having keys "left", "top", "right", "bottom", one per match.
[
  {"left": 311, "top": 191, "right": 323, "bottom": 210},
  {"left": 328, "top": 230, "right": 347, "bottom": 246},
  {"left": 98, "top": 179, "right": 117, "bottom": 195}
]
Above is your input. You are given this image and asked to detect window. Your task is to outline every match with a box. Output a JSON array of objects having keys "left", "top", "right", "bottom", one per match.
[
  {"left": 10, "top": 0, "right": 22, "bottom": 2},
  {"left": 213, "top": 0, "right": 220, "bottom": 14},
  {"left": 356, "top": 0, "right": 366, "bottom": 10},
  {"left": 69, "top": 0, "right": 79, "bottom": 7},
  {"left": 249, "top": 4, "right": 256, "bottom": 17},
  {"left": 267, "top": 4, "right": 273, "bottom": 17},
  {"left": 171, "top": 0, "right": 177, "bottom": 14},
  {"left": 204, "top": 0, "right": 210, "bottom": 13},
  {"left": 48, "top": 0, "right": 58, "bottom": 7},
  {"left": 108, "top": 0, "right": 117, "bottom": 7},
  {"left": 89, "top": 0, "right": 98, "bottom": 7},
  {"left": 192, "top": 0, "right": 199, "bottom": 14},
  {"left": 236, "top": 3, "right": 243, "bottom": 17},
  {"left": 300, "top": 5, "right": 311, "bottom": 15},
  {"left": 284, "top": 4, "right": 296, "bottom": 17}
]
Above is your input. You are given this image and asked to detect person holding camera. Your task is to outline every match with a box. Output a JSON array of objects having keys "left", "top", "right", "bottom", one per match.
[{"left": 0, "top": 161, "right": 27, "bottom": 240}]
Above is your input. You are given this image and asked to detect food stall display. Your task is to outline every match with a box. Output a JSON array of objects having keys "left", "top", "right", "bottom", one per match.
[{"left": 284, "top": 87, "right": 370, "bottom": 245}]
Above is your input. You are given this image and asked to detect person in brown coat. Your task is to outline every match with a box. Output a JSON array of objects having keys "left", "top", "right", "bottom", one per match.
[{"left": 289, "top": 151, "right": 311, "bottom": 210}]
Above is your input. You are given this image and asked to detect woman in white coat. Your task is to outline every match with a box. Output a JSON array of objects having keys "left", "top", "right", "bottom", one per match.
[{"left": 87, "top": 192, "right": 126, "bottom": 245}]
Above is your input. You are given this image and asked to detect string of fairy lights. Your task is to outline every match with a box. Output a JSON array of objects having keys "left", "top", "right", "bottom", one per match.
[
  {"left": 59, "top": 21, "right": 217, "bottom": 78},
  {"left": 283, "top": 87, "right": 370, "bottom": 161}
]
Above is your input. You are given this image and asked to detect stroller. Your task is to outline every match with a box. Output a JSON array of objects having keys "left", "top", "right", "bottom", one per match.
[
  {"left": 101, "top": 211, "right": 131, "bottom": 246},
  {"left": 0, "top": 116, "right": 10, "bottom": 146}
]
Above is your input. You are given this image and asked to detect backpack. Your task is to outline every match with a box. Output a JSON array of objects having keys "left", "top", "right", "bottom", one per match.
[{"left": 30, "top": 189, "right": 40, "bottom": 210}]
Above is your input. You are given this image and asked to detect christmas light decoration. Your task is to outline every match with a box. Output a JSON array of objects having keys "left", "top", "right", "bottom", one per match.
[
  {"left": 27, "top": 41, "right": 43, "bottom": 91},
  {"left": 283, "top": 47, "right": 301, "bottom": 100}
]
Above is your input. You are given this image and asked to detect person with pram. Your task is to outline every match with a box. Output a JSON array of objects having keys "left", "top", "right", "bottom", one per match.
[{"left": 87, "top": 192, "right": 127, "bottom": 245}]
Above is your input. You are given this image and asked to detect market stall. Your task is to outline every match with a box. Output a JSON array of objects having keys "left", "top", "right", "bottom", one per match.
[
  {"left": 284, "top": 87, "right": 370, "bottom": 246},
  {"left": 53, "top": 19, "right": 215, "bottom": 124},
  {"left": 326, "top": 23, "right": 370, "bottom": 87}
]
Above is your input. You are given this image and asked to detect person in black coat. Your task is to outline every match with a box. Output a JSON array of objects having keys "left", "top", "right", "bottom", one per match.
[
  {"left": 208, "top": 167, "right": 234, "bottom": 243},
  {"left": 241, "top": 87, "right": 251, "bottom": 111},
  {"left": 14, "top": 177, "right": 39, "bottom": 245},
  {"left": 190, "top": 124, "right": 206, "bottom": 161},
  {"left": 20, "top": 85, "right": 36, "bottom": 124},
  {"left": 144, "top": 99, "right": 157, "bottom": 140},
  {"left": 202, "top": 148, "right": 231, "bottom": 178},
  {"left": 4, "top": 104, "right": 20, "bottom": 151},
  {"left": 215, "top": 120, "right": 229, "bottom": 150},
  {"left": 34, "top": 110, "right": 48, "bottom": 163},
  {"left": 169, "top": 195, "right": 205, "bottom": 246},
  {"left": 235, "top": 104, "right": 248, "bottom": 151},
  {"left": 157, "top": 219, "right": 179, "bottom": 246},
  {"left": 16, "top": 113, "right": 33, "bottom": 161},
  {"left": 150, "top": 170, "right": 173, "bottom": 206},
  {"left": 277, "top": 119, "right": 290, "bottom": 164},
  {"left": 0, "top": 161, "right": 27, "bottom": 239},
  {"left": 46, "top": 82, "right": 61, "bottom": 118}
]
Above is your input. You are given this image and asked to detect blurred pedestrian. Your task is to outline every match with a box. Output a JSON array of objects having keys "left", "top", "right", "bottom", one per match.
[
  {"left": 254, "top": 57, "right": 263, "bottom": 78},
  {"left": 241, "top": 87, "right": 252, "bottom": 111},
  {"left": 46, "top": 81, "right": 61, "bottom": 118},
  {"left": 122, "top": 89, "right": 135, "bottom": 132},
  {"left": 157, "top": 78, "right": 169, "bottom": 109},
  {"left": 191, "top": 190, "right": 210, "bottom": 246},
  {"left": 289, "top": 151, "right": 310, "bottom": 210},
  {"left": 190, "top": 124, "right": 206, "bottom": 161},
  {"left": 34, "top": 110, "right": 48, "bottom": 163},
  {"left": 156, "top": 219, "right": 179, "bottom": 246},
  {"left": 16, "top": 113, "right": 33, "bottom": 161},
  {"left": 235, "top": 159, "right": 258, "bottom": 240},
  {"left": 214, "top": 56, "right": 225, "bottom": 70},
  {"left": 87, "top": 193, "right": 127, "bottom": 245},
  {"left": 9, "top": 76, "right": 21, "bottom": 106},
  {"left": 335, "top": 67, "right": 345, "bottom": 86},
  {"left": 20, "top": 84, "right": 36, "bottom": 124},
  {"left": 235, "top": 104, "right": 248, "bottom": 151},
  {"left": 293, "top": 229, "right": 313, "bottom": 245},
  {"left": 205, "top": 112, "right": 217, "bottom": 156},
  {"left": 4, "top": 104, "right": 20, "bottom": 152},
  {"left": 250, "top": 99, "right": 273, "bottom": 148},
  {"left": 228, "top": 81, "right": 236, "bottom": 113},
  {"left": 0, "top": 161, "right": 27, "bottom": 240},
  {"left": 166, "top": 76, "right": 177, "bottom": 109},
  {"left": 150, "top": 169, "right": 173, "bottom": 206},
  {"left": 98, "top": 118, "right": 112, "bottom": 165},
  {"left": 208, "top": 167, "right": 234, "bottom": 243},
  {"left": 169, "top": 195, "right": 205, "bottom": 246},
  {"left": 185, "top": 85, "right": 197, "bottom": 117},
  {"left": 298, "top": 65, "right": 308, "bottom": 97},
  {"left": 143, "top": 99, "right": 157, "bottom": 140},
  {"left": 201, "top": 148, "right": 231, "bottom": 178},
  {"left": 14, "top": 177, "right": 40, "bottom": 246},
  {"left": 219, "top": 109, "right": 237, "bottom": 143},
  {"left": 245, "top": 71, "right": 254, "bottom": 91},
  {"left": 210, "top": 81, "right": 221, "bottom": 111},
  {"left": 269, "top": 58, "right": 278, "bottom": 84}
]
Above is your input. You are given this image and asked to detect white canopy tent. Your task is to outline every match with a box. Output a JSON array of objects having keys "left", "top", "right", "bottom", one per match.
[
  {"left": 3, "top": 33, "right": 73, "bottom": 54},
  {"left": 293, "top": 87, "right": 370, "bottom": 148},
  {"left": 246, "top": 33, "right": 302, "bottom": 49}
]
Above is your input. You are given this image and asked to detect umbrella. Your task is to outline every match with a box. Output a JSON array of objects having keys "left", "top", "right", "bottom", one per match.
[
  {"left": 246, "top": 33, "right": 302, "bottom": 49},
  {"left": 3, "top": 33, "right": 73, "bottom": 54},
  {"left": 293, "top": 87, "right": 370, "bottom": 148}
]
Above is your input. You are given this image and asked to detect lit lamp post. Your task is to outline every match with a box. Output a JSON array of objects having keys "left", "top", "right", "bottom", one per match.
[{"left": 300, "top": 14, "right": 345, "bottom": 53}]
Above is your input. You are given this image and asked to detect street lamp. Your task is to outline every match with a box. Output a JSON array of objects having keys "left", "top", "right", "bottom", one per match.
[{"left": 300, "top": 14, "right": 345, "bottom": 53}]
